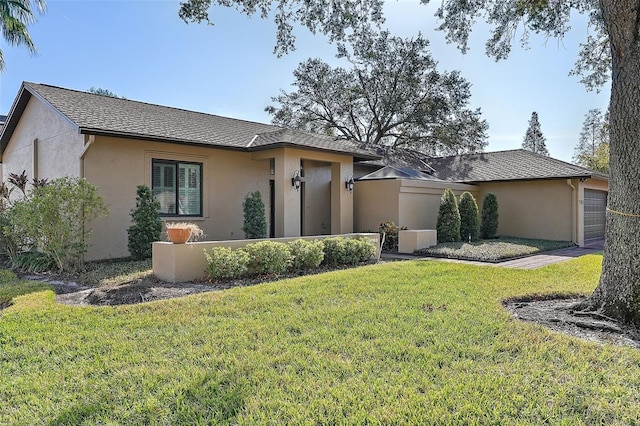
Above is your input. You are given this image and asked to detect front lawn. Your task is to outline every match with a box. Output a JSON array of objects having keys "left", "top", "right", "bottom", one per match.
[
  {"left": 2, "top": 254, "right": 639, "bottom": 424},
  {"left": 417, "top": 236, "right": 575, "bottom": 261}
]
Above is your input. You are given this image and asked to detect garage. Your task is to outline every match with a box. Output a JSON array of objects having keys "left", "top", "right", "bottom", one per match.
[{"left": 584, "top": 189, "right": 607, "bottom": 240}]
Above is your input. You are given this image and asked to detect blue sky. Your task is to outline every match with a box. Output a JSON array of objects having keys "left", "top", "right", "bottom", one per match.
[{"left": 0, "top": 1, "right": 610, "bottom": 162}]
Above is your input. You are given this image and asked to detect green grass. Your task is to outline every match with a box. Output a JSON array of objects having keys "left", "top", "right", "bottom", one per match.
[
  {"left": 418, "top": 236, "right": 575, "bottom": 261},
  {"left": 2, "top": 254, "right": 639, "bottom": 424}
]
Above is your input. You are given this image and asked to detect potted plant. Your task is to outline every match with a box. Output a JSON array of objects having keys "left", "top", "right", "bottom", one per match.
[{"left": 165, "top": 222, "right": 205, "bottom": 244}]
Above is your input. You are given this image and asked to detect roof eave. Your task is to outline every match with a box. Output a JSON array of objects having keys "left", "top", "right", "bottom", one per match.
[
  {"left": 450, "top": 174, "right": 597, "bottom": 184},
  {"left": 248, "top": 141, "right": 380, "bottom": 161}
]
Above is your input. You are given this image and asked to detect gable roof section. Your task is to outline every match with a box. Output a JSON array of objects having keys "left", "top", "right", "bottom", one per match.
[
  {"left": 429, "top": 149, "right": 607, "bottom": 183},
  {"left": 357, "top": 145, "right": 436, "bottom": 172},
  {"left": 358, "top": 165, "right": 445, "bottom": 182},
  {"left": 0, "top": 82, "right": 378, "bottom": 160}
]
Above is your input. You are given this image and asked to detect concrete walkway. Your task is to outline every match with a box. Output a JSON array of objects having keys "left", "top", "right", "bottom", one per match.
[{"left": 382, "top": 239, "right": 604, "bottom": 270}]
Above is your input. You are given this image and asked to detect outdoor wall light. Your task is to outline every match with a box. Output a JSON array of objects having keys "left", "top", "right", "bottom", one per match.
[
  {"left": 292, "top": 170, "right": 302, "bottom": 191},
  {"left": 345, "top": 174, "right": 355, "bottom": 193}
]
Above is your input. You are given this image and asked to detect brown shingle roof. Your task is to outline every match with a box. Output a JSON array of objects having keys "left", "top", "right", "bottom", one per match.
[
  {"left": 0, "top": 82, "right": 378, "bottom": 160},
  {"left": 429, "top": 149, "right": 606, "bottom": 182}
]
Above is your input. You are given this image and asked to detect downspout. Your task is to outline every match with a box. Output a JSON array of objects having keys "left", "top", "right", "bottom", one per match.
[
  {"left": 79, "top": 135, "right": 95, "bottom": 178},
  {"left": 566, "top": 179, "right": 577, "bottom": 246}
]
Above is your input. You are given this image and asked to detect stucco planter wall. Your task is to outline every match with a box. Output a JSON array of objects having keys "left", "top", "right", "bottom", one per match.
[
  {"left": 153, "top": 233, "right": 380, "bottom": 283},
  {"left": 398, "top": 230, "right": 437, "bottom": 254}
]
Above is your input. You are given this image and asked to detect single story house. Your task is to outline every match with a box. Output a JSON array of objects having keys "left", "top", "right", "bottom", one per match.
[
  {"left": 354, "top": 147, "right": 609, "bottom": 246},
  {"left": 0, "top": 82, "right": 608, "bottom": 260},
  {"left": 0, "top": 82, "right": 377, "bottom": 260}
]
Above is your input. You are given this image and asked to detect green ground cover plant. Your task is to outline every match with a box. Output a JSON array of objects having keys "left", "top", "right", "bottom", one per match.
[
  {"left": 2, "top": 254, "right": 639, "bottom": 424},
  {"left": 418, "top": 236, "right": 575, "bottom": 261}
]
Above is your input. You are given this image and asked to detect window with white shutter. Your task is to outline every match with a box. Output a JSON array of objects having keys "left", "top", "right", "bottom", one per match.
[{"left": 151, "top": 159, "right": 202, "bottom": 216}]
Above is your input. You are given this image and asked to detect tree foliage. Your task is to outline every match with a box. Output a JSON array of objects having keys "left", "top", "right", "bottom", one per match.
[
  {"left": 127, "top": 185, "right": 162, "bottom": 260},
  {"left": 266, "top": 30, "right": 488, "bottom": 155},
  {"left": 458, "top": 191, "right": 479, "bottom": 242},
  {"left": 178, "top": 0, "right": 385, "bottom": 57},
  {"left": 521, "top": 112, "right": 549, "bottom": 156},
  {"left": 88, "top": 87, "right": 126, "bottom": 99},
  {"left": 573, "top": 108, "right": 609, "bottom": 173},
  {"left": 0, "top": 0, "right": 46, "bottom": 71},
  {"left": 436, "top": 188, "right": 460, "bottom": 243}
]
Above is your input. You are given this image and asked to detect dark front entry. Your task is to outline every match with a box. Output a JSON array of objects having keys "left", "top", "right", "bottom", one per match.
[
  {"left": 269, "top": 179, "right": 275, "bottom": 238},
  {"left": 584, "top": 189, "right": 607, "bottom": 240}
]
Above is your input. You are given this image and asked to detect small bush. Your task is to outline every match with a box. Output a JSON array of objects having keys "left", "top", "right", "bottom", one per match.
[
  {"left": 288, "top": 239, "right": 325, "bottom": 270},
  {"left": 245, "top": 241, "right": 293, "bottom": 275},
  {"left": 10, "top": 252, "right": 56, "bottom": 273},
  {"left": 6, "top": 177, "right": 108, "bottom": 272},
  {"left": 437, "top": 188, "right": 461, "bottom": 243},
  {"left": 322, "top": 237, "right": 376, "bottom": 265},
  {"left": 344, "top": 238, "right": 376, "bottom": 264},
  {"left": 242, "top": 191, "right": 267, "bottom": 239},
  {"left": 204, "top": 247, "right": 250, "bottom": 280},
  {"left": 481, "top": 193, "right": 499, "bottom": 239},
  {"left": 378, "top": 221, "right": 407, "bottom": 252},
  {"left": 459, "top": 192, "right": 480, "bottom": 242},
  {"left": 127, "top": 185, "right": 163, "bottom": 260}
]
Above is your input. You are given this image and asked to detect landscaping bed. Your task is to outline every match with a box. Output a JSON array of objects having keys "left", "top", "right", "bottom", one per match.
[{"left": 416, "top": 236, "right": 575, "bottom": 262}]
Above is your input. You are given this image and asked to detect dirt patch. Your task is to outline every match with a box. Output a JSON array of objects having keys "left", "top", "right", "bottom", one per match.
[
  {"left": 48, "top": 262, "right": 376, "bottom": 307},
  {"left": 504, "top": 295, "right": 640, "bottom": 349}
]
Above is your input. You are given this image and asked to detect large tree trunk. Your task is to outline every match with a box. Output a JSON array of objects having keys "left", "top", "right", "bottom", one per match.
[{"left": 587, "top": 1, "right": 640, "bottom": 325}]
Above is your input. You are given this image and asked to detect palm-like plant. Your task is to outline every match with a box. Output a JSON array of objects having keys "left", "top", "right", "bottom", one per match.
[{"left": 0, "top": 0, "right": 46, "bottom": 71}]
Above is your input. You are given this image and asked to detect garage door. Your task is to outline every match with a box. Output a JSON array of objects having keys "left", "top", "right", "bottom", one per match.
[{"left": 584, "top": 189, "right": 607, "bottom": 240}]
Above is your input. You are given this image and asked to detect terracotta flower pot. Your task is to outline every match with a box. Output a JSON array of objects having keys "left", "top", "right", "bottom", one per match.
[{"left": 167, "top": 227, "right": 192, "bottom": 244}]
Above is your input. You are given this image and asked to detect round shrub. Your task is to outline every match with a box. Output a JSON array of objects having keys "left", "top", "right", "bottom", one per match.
[
  {"left": 436, "top": 188, "right": 461, "bottom": 243},
  {"left": 480, "top": 193, "right": 499, "bottom": 239},
  {"left": 458, "top": 192, "right": 480, "bottom": 242},
  {"left": 245, "top": 241, "right": 293, "bottom": 275},
  {"left": 322, "top": 237, "right": 347, "bottom": 265},
  {"left": 288, "top": 239, "right": 325, "bottom": 270},
  {"left": 344, "top": 238, "right": 376, "bottom": 264},
  {"left": 204, "top": 247, "right": 249, "bottom": 280}
]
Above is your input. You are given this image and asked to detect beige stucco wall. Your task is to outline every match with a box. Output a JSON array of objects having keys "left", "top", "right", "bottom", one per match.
[
  {"left": 354, "top": 179, "right": 476, "bottom": 232},
  {"left": 398, "top": 181, "right": 478, "bottom": 230},
  {"left": 302, "top": 160, "right": 331, "bottom": 235},
  {"left": 477, "top": 179, "right": 574, "bottom": 242},
  {"left": 84, "top": 139, "right": 356, "bottom": 260},
  {"left": 2, "top": 97, "right": 83, "bottom": 187}
]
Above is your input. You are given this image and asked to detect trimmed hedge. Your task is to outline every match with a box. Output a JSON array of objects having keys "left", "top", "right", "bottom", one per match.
[
  {"left": 245, "top": 241, "right": 293, "bottom": 275},
  {"left": 481, "top": 193, "right": 499, "bottom": 239},
  {"left": 437, "top": 188, "right": 461, "bottom": 243},
  {"left": 204, "top": 247, "right": 250, "bottom": 280},
  {"left": 459, "top": 191, "right": 480, "bottom": 242},
  {"left": 203, "top": 237, "right": 376, "bottom": 280},
  {"left": 289, "top": 239, "right": 325, "bottom": 270}
]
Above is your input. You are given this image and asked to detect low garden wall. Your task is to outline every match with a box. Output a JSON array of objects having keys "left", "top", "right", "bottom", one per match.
[
  {"left": 397, "top": 230, "right": 437, "bottom": 254},
  {"left": 153, "top": 233, "right": 380, "bottom": 283}
]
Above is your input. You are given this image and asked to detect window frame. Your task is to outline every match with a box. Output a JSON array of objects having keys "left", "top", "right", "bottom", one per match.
[{"left": 152, "top": 159, "right": 203, "bottom": 217}]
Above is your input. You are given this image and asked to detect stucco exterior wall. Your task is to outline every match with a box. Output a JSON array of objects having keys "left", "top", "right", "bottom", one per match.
[
  {"left": 302, "top": 160, "right": 331, "bottom": 235},
  {"left": 83, "top": 138, "right": 356, "bottom": 260},
  {"left": 354, "top": 179, "right": 400, "bottom": 232},
  {"left": 398, "top": 181, "right": 477, "bottom": 229},
  {"left": 354, "top": 179, "right": 477, "bottom": 232},
  {"left": 477, "top": 179, "right": 574, "bottom": 242},
  {"left": 2, "top": 97, "right": 83, "bottom": 187},
  {"left": 83, "top": 136, "right": 273, "bottom": 260}
]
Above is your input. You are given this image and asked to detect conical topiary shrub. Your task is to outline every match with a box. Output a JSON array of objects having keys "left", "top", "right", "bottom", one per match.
[
  {"left": 459, "top": 191, "right": 480, "bottom": 242},
  {"left": 480, "top": 192, "right": 499, "bottom": 239},
  {"left": 242, "top": 191, "right": 267, "bottom": 239},
  {"left": 436, "top": 188, "right": 461, "bottom": 243},
  {"left": 127, "top": 185, "right": 162, "bottom": 260}
]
